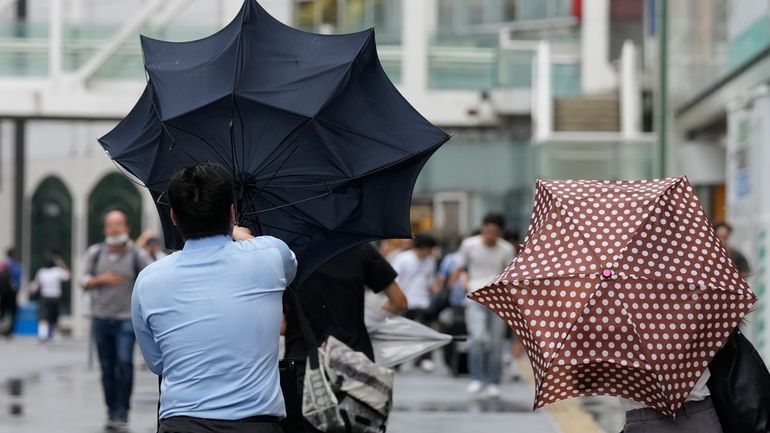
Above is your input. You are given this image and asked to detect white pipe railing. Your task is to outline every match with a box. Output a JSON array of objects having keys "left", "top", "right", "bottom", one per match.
[
  {"left": 73, "top": 0, "right": 167, "bottom": 85},
  {"left": 620, "top": 40, "right": 641, "bottom": 138},
  {"left": 533, "top": 40, "right": 552, "bottom": 142}
]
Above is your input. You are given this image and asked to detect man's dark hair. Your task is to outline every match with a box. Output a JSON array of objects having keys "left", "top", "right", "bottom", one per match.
[
  {"left": 167, "top": 162, "right": 234, "bottom": 239},
  {"left": 413, "top": 233, "right": 437, "bottom": 249},
  {"left": 6, "top": 248, "right": 16, "bottom": 260},
  {"left": 482, "top": 213, "right": 506, "bottom": 230},
  {"left": 714, "top": 221, "right": 732, "bottom": 233}
]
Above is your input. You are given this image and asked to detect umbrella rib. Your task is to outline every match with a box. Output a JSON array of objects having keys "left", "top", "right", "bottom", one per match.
[
  {"left": 314, "top": 29, "right": 375, "bottom": 115},
  {"left": 229, "top": 7, "right": 247, "bottom": 178},
  {"left": 253, "top": 137, "right": 448, "bottom": 190},
  {"left": 609, "top": 178, "right": 683, "bottom": 268},
  {"left": 244, "top": 189, "right": 332, "bottom": 215},
  {"left": 314, "top": 116, "right": 414, "bottom": 155},
  {"left": 254, "top": 119, "right": 313, "bottom": 188},
  {"left": 257, "top": 132, "right": 304, "bottom": 193},
  {"left": 243, "top": 190, "right": 317, "bottom": 239},
  {"left": 543, "top": 192, "right": 605, "bottom": 271},
  {"left": 165, "top": 123, "right": 234, "bottom": 171}
]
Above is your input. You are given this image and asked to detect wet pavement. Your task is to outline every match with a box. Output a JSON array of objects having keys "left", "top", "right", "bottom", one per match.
[{"left": 0, "top": 337, "right": 622, "bottom": 433}]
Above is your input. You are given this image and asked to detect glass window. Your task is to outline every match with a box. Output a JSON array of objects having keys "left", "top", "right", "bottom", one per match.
[
  {"left": 345, "top": 0, "right": 367, "bottom": 31},
  {"left": 295, "top": 0, "right": 317, "bottom": 30},
  {"left": 468, "top": 0, "right": 485, "bottom": 25},
  {"left": 504, "top": 0, "right": 517, "bottom": 21},
  {"left": 321, "top": 0, "right": 338, "bottom": 26}
]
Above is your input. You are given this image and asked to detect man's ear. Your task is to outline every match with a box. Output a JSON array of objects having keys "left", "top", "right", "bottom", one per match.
[{"left": 170, "top": 209, "right": 177, "bottom": 226}]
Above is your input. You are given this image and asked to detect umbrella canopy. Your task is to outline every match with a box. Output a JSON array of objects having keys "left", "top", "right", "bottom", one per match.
[
  {"left": 98, "top": 0, "right": 448, "bottom": 285},
  {"left": 365, "top": 302, "right": 452, "bottom": 368},
  {"left": 470, "top": 177, "right": 757, "bottom": 416}
]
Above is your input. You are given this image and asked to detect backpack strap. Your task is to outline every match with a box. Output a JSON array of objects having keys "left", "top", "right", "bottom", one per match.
[
  {"left": 90, "top": 244, "right": 105, "bottom": 277},
  {"left": 91, "top": 244, "right": 143, "bottom": 278},
  {"left": 132, "top": 248, "right": 141, "bottom": 278}
]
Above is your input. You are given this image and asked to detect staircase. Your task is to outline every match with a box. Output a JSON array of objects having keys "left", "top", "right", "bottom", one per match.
[{"left": 553, "top": 92, "right": 620, "bottom": 132}]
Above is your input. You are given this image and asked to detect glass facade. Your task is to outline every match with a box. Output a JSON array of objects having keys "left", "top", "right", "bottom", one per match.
[
  {"left": 668, "top": 0, "right": 770, "bottom": 108},
  {"left": 0, "top": 22, "right": 220, "bottom": 78},
  {"left": 294, "top": 0, "right": 402, "bottom": 43},
  {"left": 436, "top": 0, "right": 571, "bottom": 31}
]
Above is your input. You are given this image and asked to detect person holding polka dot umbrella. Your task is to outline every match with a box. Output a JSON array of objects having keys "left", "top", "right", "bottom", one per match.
[{"left": 469, "top": 177, "right": 758, "bottom": 433}]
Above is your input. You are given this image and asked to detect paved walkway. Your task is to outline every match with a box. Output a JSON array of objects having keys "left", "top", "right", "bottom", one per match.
[{"left": 0, "top": 337, "right": 621, "bottom": 433}]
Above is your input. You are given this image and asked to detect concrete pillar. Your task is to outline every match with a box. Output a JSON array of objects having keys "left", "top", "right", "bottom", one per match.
[
  {"left": 71, "top": 194, "right": 87, "bottom": 339},
  {"left": 401, "top": 0, "right": 436, "bottom": 95},
  {"left": 581, "top": 0, "right": 616, "bottom": 93},
  {"left": 68, "top": 0, "right": 85, "bottom": 23},
  {"left": 534, "top": 41, "right": 552, "bottom": 142},
  {"left": 13, "top": 120, "right": 25, "bottom": 265},
  {"left": 620, "top": 40, "right": 641, "bottom": 138}
]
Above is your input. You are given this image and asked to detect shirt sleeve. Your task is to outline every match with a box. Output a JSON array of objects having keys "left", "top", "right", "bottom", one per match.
[
  {"left": 264, "top": 236, "right": 297, "bottom": 286},
  {"left": 55, "top": 267, "right": 70, "bottom": 281},
  {"left": 454, "top": 241, "right": 470, "bottom": 270},
  {"left": 360, "top": 244, "right": 397, "bottom": 293},
  {"left": 131, "top": 283, "right": 164, "bottom": 375}
]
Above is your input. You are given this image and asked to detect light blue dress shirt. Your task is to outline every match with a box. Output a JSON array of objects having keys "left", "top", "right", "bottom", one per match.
[{"left": 131, "top": 234, "right": 297, "bottom": 420}]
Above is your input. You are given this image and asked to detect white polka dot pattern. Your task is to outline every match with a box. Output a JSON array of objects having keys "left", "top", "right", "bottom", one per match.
[{"left": 469, "top": 177, "right": 757, "bottom": 417}]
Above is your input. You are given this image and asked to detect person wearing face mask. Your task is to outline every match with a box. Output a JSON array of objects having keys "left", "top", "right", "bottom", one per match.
[{"left": 81, "top": 209, "right": 149, "bottom": 432}]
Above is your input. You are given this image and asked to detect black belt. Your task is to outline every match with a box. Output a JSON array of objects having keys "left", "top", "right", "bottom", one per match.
[{"left": 159, "top": 414, "right": 283, "bottom": 433}]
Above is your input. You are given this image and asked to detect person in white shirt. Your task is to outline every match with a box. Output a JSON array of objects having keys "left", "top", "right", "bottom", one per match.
[
  {"left": 391, "top": 234, "right": 439, "bottom": 371},
  {"left": 451, "top": 213, "right": 514, "bottom": 398},
  {"left": 30, "top": 251, "right": 70, "bottom": 341}
]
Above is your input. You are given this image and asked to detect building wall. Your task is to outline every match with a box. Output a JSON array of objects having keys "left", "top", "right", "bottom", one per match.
[
  {"left": 0, "top": 118, "right": 161, "bottom": 336},
  {"left": 668, "top": 0, "right": 770, "bottom": 359}
]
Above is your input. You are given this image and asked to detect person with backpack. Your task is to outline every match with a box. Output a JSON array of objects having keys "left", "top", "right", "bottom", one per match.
[{"left": 81, "top": 209, "right": 149, "bottom": 432}]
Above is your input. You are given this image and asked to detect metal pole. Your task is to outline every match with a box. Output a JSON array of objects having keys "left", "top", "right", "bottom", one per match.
[
  {"left": 657, "top": 0, "right": 668, "bottom": 178},
  {"left": 13, "top": 120, "right": 25, "bottom": 259},
  {"left": 15, "top": 0, "right": 25, "bottom": 21}
]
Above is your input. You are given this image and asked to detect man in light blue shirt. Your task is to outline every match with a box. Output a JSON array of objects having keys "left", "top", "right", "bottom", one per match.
[{"left": 132, "top": 162, "right": 296, "bottom": 433}]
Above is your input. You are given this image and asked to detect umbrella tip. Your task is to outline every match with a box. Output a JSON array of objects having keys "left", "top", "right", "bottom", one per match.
[{"left": 602, "top": 269, "right": 613, "bottom": 279}]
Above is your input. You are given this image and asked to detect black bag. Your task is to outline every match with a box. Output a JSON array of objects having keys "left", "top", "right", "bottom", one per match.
[{"left": 707, "top": 329, "right": 770, "bottom": 433}]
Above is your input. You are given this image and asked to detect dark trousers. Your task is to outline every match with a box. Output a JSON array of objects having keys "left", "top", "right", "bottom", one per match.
[
  {"left": 0, "top": 289, "right": 17, "bottom": 336},
  {"left": 92, "top": 318, "right": 135, "bottom": 422},
  {"left": 624, "top": 397, "right": 723, "bottom": 433},
  {"left": 404, "top": 309, "right": 432, "bottom": 364},
  {"left": 159, "top": 415, "right": 283, "bottom": 433}
]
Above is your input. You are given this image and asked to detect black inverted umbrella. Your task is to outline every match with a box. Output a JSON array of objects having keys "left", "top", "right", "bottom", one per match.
[{"left": 99, "top": 0, "right": 449, "bottom": 285}]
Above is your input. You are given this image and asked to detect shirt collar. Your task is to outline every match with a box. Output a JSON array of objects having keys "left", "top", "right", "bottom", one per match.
[{"left": 183, "top": 234, "right": 232, "bottom": 251}]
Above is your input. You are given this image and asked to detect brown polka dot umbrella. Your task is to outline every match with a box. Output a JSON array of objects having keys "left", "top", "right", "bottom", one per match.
[{"left": 469, "top": 177, "right": 757, "bottom": 417}]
